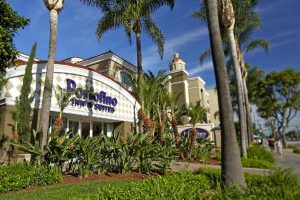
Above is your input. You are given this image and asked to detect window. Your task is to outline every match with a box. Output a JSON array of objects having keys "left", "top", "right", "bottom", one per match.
[
  {"left": 69, "top": 120, "right": 79, "bottom": 133},
  {"left": 81, "top": 122, "right": 90, "bottom": 138},
  {"left": 120, "top": 71, "right": 133, "bottom": 88},
  {"left": 93, "top": 121, "right": 103, "bottom": 135}
]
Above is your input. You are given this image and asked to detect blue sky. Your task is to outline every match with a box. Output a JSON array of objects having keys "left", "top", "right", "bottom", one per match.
[{"left": 7, "top": 0, "right": 300, "bottom": 130}]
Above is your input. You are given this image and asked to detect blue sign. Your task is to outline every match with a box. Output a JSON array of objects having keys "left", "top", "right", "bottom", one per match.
[
  {"left": 181, "top": 128, "right": 209, "bottom": 142},
  {"left": 66, "top": 78, "right": 118, "bottom": 113}
]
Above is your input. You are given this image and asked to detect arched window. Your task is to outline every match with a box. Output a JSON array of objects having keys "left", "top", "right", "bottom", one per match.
[{"left": 120, "top": 71, "right": 133, "bottom": 88}]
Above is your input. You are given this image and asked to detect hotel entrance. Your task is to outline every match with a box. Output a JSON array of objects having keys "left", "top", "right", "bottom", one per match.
[{"left": 49, "top": 114, "right": 115, "bottom": 138}]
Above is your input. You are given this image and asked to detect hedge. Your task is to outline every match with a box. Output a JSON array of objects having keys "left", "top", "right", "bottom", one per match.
[{"left": 0, "top": 163, "right": 63, "bottom": 193}]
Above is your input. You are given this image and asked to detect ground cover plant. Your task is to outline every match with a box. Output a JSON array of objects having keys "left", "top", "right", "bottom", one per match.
[
  {"left": 287, "top": 145, "right": 300, "bottom": 155},
  {"left": 3, "top": 168, "right": 298, "bottom": 200},
  {"left": 92, "top": 169, "right": 300, "bottom": 200},
  {"left": 0, "top": 163, "right": 62, "bottom": 193},
  {"left": 241, "top": 144, "right": 275, "bottom": 169}
]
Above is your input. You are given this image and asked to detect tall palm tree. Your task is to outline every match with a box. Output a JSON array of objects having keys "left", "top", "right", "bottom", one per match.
[
  {"left": 205, "top": 0, "right": 245, "bottom": 187},
  {"left": 80, "top": 0, "right": 174, "bottom": 84},
  {"left": 195, "top": 0, "right": 270, "bottom": 146},
  {"left": 187, "top": 102, "right": 205, "bottom": 159},
  {"left": 81, "top": 0, "right": 174, "bottom": 133},
  {"left": 220, "top": 0, "right": 247, "bottom": 158},
  {"left": 39, "top": 0, "right": 64, "bottom": 153}
]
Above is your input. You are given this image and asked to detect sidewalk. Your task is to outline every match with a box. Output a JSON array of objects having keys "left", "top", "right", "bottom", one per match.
[
  {"left": 274, "top": 148, "right": 300, "bottom": 176},
  {"left": 170, "top": 162, "right": 272, "bottom": 176},
  {"left": 170, "top": 148, "right": 300, "bottom": 176}
]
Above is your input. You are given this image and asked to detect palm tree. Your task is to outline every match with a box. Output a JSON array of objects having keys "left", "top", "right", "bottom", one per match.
[
  {"left": 53, "top": 86, "right": 77, "bottom": 134},
  {"left": 80, "top": 0, "right": 174, "bottom": 84},
  {"left": 80, "top": 0, "right": 174, "bottom": 133},
  {"left": 220, "top": 0, "right": 247, "bottom": 158},
  {"left": 187, "top": 102, "right": 205, "bottom": 159},
  {"left": 195, "top": 0, "right": 270, "bottom": 147},
  {"left": 166, "top": 92, "right": 180, "bottom": 145},
  {"left": 39, "top": 0, "right": 64, "bottom": 153},
  {"left": 205, "top": 0, "right": 245, "bottom": 187}
]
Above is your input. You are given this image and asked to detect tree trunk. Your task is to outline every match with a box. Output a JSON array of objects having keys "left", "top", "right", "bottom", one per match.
[
  {"left": 238, "top": 46, "right": 253, "bottom": 146},
  {"left": 171, "top": 115, "right": 180, "bottom": 144},
  {"left": 188, "top": 128, "right": 197, "bottom": 159},
  {"left": 133, "top": 20, "right": 144, "bottom": 134},
  {"left": 138, "top": 109, "right": 145, "bottom": 133},
  {"left": 221, "top": 0, "right": 247, "bottom": 158},
  {"left": 39, "top": 9, "right": 58, "bottom": 153},
  {"left": 206, "top": 0, "right": 245, "bottom": 187},
  {"left": 243, "top": 74, "right": 253, "bottom": 145},
  {"left": 133, "top": 20, "right": 143, "bottom": 87},
  {"left": 158, "top": 111, "right": 166, "bottom": 145},
  {"left": 280, "top": 112, "right": 287, "bottom": 147},
  {"left": 227, "top": 30, "right": 247, "bottom": 158}
]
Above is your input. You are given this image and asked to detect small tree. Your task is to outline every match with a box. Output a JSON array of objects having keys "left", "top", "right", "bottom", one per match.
[
  {"left": 0, "top": 0, "right": 29, "bottom": 72},
  {"left": 187, "top": 102, "right": 205, "bottom": 159},
  {"left": 53, "top": 86, "right": 77, "bottom": 134},
  {"left": 256, "top": 68, "right": 300, "bottom": 146},
  {"left": 15, "top": 42, "right": 37, "bottom": 143}
]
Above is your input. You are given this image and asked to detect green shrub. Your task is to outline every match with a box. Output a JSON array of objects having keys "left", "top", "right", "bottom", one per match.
[
  {"left": 247, "top": 144, "right": 275, "bottom": 164},
  {"left": 0, "top": 163, "right": 63, "bottom": 193},
  {"left": 92, "top": 171, "right": 212, "bottom": 199},
  {"left": 293, "top": 148, "right": 300, "bottom": 154},
  {"left": 215, "top": 169, "right": 300, "bottom": 200},
  {"left": 92, "top": 169, "right": 300, "bottom": 199},
  {"left": 242, "top": 158, "right": 274, "bottom": 169},
  {"left": 192, "top": 137, "right": 214, "bottom": 163}
]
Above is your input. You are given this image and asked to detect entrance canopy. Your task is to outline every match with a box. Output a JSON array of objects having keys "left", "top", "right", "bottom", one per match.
[{"left": 2, "top": 61, "right": 140, "bottom": 123}]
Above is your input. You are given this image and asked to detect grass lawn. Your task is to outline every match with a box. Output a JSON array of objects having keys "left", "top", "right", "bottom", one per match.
[{"left": 0, "top": 179, "right": 136, "bottom": 200}]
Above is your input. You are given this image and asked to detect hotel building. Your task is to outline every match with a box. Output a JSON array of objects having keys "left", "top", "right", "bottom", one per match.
[
  {"left": 0, "top": 51, "right": 219, "bottom": 144},
  {"left": 0, "top": 51, "right": 139, "bottom": 141}
]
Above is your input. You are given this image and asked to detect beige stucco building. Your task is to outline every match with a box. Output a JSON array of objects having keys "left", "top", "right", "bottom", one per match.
[
  {"left": 167, "top": 53, "right": 219, "bottom": 125},
  {"left": 0, "top": 51, "right": 139, "bottom": 149},
  {"left": 166, "top": 53, "right": 220, "bottom": 140}
]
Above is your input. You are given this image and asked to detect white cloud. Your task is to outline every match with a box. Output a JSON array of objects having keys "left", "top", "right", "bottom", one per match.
[
  {"left": 142, "top": 28, "right": 208, "bottom": 69},
  {"left": 188, "top": 61, "right": 213, "bottom": 76}
]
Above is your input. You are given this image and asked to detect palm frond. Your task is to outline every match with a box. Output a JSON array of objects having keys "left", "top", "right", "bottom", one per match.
[
  {"left": 123, "top": 19, "right": 132, "bottom": 45},
  {"left": 244, "top": 39, "right": 270, "bottom": 53},
  {"left": 199, "top": 49, "right": 211, "bottom": 65},
  {"left": 143, "top": 16, "right": 164, "bottom": 59},
  {"left": 96, "top": 9, "right": 124, "bottom": 41}
]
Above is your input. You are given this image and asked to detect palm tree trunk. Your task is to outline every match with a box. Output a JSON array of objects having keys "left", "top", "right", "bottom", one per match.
[
  {"left": 227, "top": 30, "right": 247, "bottom": 158},
  {"left": 188, "top": 128, "right": 197, "bottom": 159},
  {"left": 206, "top": 0, "right": 245, "bottom": 187},
  {"left": 238, "top": 47, "right": 253, "bottom": 146},
  {"left": 39, "top": 9, "right": 58, "bottom": 152},
  {"left": 133, "top": 20, "right": 144, "bottom": 134},
  {"left": 158, "top": 111, "right": 166, "bottom": 145},
  {"left": 243, "top": 73, "right": 253, "bottom": 145},
  {"left": 221, "top": 0, "right": 247, "bottom": 158},
  {"left": 171, "top": 115, "right": 180, "bottom": 144},
  {"left": 133, "top": 20, "right": 142, "bottom": 86}
]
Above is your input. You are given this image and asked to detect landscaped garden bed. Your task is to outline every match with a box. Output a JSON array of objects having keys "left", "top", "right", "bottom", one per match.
[{"left": 1, "top": 168, "right": 299, "bottom": 200}]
